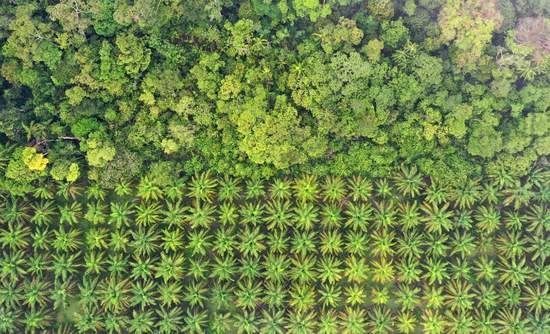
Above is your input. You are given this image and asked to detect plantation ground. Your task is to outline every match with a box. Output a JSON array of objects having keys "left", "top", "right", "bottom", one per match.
[{"left": 0, "top": 167, "right": 548, "bottom": 333}]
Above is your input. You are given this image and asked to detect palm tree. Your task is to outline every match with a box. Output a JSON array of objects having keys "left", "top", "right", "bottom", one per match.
[
  {"left": 164, "top": 177, "right": 186, "bottom": 201},
  {"left": 347, "top": 175, "right": 372, "bottom": 202},
  {"left": 0, "top": 222, "right": 30, "bottom": 251},
  {"left": 183, "top": 309, "right": 207, "bottom": 334},
  {"left": 137, "top": 176, "right": 164, "bottom": 202},
  {"left": 445, "top": 280, "right": 474, "bottom": 312},
  {"left": 421, "top": 309, "right": 445, "bottom": 334},
  {"left": 319, "top": 230, "right": 343, "bottom": 256},
  {"left": 424, "top": 180, "right": 449, "bottom": 206},
  {"left": 185, "top": 202, "right": 216, "bottom": 228},
  {"left": 291, "top": 230, "right": 316, "bottom": 257},
  {"left": 212, "top": 227, "right": 236, "bottom": 256},
  {"left": 496, "top": 308, "right": 529, "bottom": 334},
  {"left": 183, "top": 281, "right": 207, "bottom": 308},
  {"left": 344, "top": 255, "right": 368, "bottom": 284},
  {"left": 396, "top": 257, "right": 421, "bottom": 284},
  {"left": 421, "top": 202, "right": 453, "bottom": 234},
  {"left": 322, "top": 176, "right": 346, "bottom": 203},
  {"left": 398, "top": 201, "right": 421, "bottom": 230},
  {"left": 98, "top": 278, "right": 130, "bottom": 313},
  {"left": 186, "top": 229, "right": 211, "bottom": 256},
  {"left": 294, "top": 175, "right": 318, "bottom": 202},
  {"left": 239, "top": 256, "right": 261, "bottom": 282},
  {"left": 260, "top": 310, "right": 286, "bottom": 334},
  {"left": 474, "top": 283, "right": 498, "bottom": 310},
  {"left": 155, "top": 252, "right": 185, "bottom": 282},
  {"left": 285, "top": 311, "right": 317, "bottom": 334},
  {"left": 320, "top": 204, "right": 343, "bottom": 229},
  {"left": 367, "top": 306, "right": 393, "bottom": 334},
  {"left": 114, "top": 180, "right": 133, "bottom": 197},
  {"left": 290, "top": 255, "right": 317, "bottom": 284},
  {"left": 157, "top": 281, "right": 183, "bottom": 307},
  {"left": 156, "top": 307, "right": 183, "bottom": 334},
  {"left": 474, "top": 206, "right": 501, "bottom": 234},
  {"left": 238, "top": 226, "right": 265, "bottom": 257},
  {"left": 289, "top": 284, "right": 316, "bottom": 313},
  {"left": 129, "top": 279, "right": 156, "bottom": 309},
  {"left": 498, "top": 256, "right": 531, "bottom": 287},
  {"left": 396, "top": 230, "right": 424, "bottom": 259},
  {"left": 345, "top": 202, "right": 372, "bottom": 231},
  {"left": 264, "top": 281, "right": 286, "bottom": 310},
  {"left": 339, "top": 307, "right": 367, "bottom": 334},
  {"left": 58, "top": 201, "right": 82, "bottom": 225},
  {"left": 452, "top": 179, "right": 480, "bottom": 209},
  {"left": 344, "top": 230, "right": 368, "bottom": 256},
  {"left": 503, "top": 180, "right": 533, "bottom": 209},
  {"left": 394, "top": 164, "right": 424, "bottom": 198},
  {"left": 0, "top": 307, "right": 19, "bottom": 334},
  {"left": 241, "top": 202, "right": 264, "bottom": 225},
  {"left": 87, "top": 183, "right": 106, "bottom": 201},
  {"left": 244, "top": 178, "right": 265, "bottom": 200},
  {"left": 344, "top": 284, "right": 366, "bottom": 306},
  {"left": 318, "top": 284, "right": 341, "bottom": 309},
  {"left": 269, "top": 178, "right": 292, "bottom": 201},
  {"left": 218, "top": 176, "right": 241, "bottom": 202},
  {"left": 135, "top": 202, "right": 162, "bottom": 226},
  {"left": 396, "top": 311, "right": 417, "bottom": 334},
  {"left": 128, "top": 309, "right": 155, "bottom": 334},
  {"left": 375, "top": 178, "right": 392, "bottom": 199},
  {"left": 318, "top": 310, "right": 339, "bottom": 334},
  {"left": 109, "top": 201, "right": 134, "bottom": 227},
  {"left": 293, "top": 202, "right": 319, "bottom": 230},
  {"left": 317, "top": 256, "right": 343, "bottom": 284},
  {"left": 265, "top": 200, "right": 293, "bottom": 230},
  {"left": 84, "top": 201, "right": 107, "bottom": 225},
  {"left": 218, "top": 202, "right": 239, "bottom": 226},
  {"left": 130, "top": 227, "right": 160, "bottom": 257},
  {"left": 56, "top": 181, "right": 83, "bottom": 200}
]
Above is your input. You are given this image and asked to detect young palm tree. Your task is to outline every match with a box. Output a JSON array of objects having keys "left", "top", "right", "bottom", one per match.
[
  {"left": 264, "top": 281, "right": 286, "bottom": 310},
  {"left": 185, "top": 201, "right": 216, "bottom": 229},
  {"left": 450, "top": 230, "right": 476, "bottom": 258},
  {"left": 291, "top": 230, "right": 317, "bottom": 257},
  {"left": 22, "top": 309, "right": 52, "bottom": 334},
  {"left": 320, "top": 204, "right": 343, "bottom": 229},
  {"left": 285, "top": 311, "right": 317, "bottom": 334},
  {"left": 130, "top": 227, "right": 160, "bottom": 257},
  {"left": 128, "top": 309, "right": 155, "bottom": 334},
  {"left": 473, "top": 255, "right": 497, "bottom": 282},
  {"left": 109, "top": 228, "right": 130, "bottom": 254},
  {"left": 84, "top": 201, "right": 108, "bottom": 225},
  {"left": 235, "top": 279, "right": 263, "bottom": 310},
  {"left": 293, "top": 202, "right": 319, "bottom": 230},
  {"left": 375, "top": 178, "right": 393, "bottom": 199},
  {"left": 209, "top": 282, "right": 233, "bottom": 310},
  {"left": 269, "top": 178, "right": 292, "bottom": 201},
  {"left": 0, "top": 307, "right": 19, "bottom": 334},
  {"left": 319, "top": 229, "right": 343, "bottom": 256},
  {"left": 423, "top": 257, "right": 449, "bottom": 285},
  {"left": 344, "top": 255, "right": 368, "bottom": 284},
  {"left": 157, "top": 281, "right": 183, "bottom": 307},
  {"left": 106, "top": 253, "right": 128, "bottom": 278},
  {"left": 186, "top": 229, "right": 211, "bottom": 256},
  {"left": 318, "top": 283, "right": 341, "bottom": 309},
  {"left": 155, "top": 252, "right": 185, "bottom": 282},
  {"left": 344, "top": 230, "right": 369, "bottom": 256},
  {"left": 371, "top": 258, "right": 395, "bottom": 285},
  {"left": 51, "top": 251, "right": 80, "bottom": 281},
  {"left": 420, "top": 309, "right": 445, "bottom": 334},
  {"left": 52, "top": 225, "right": 82, "bottom": 253},
  {"left": 265, "top": 200, "right": 293, "bottom": 230},
  {"left": 339, "top": 307, "right": 367, "bottom": 334},
  {"left": 114, "top": 179, "right": 133, "bottom": 197},
  {"left": 58, "top": 201, "right": 82, "bottom": 225},
  {"left": 33, "top": 184, "right": 54, "bottom": 200},
  {"left": 87, "top": 183, "right": 107, "bottom": 201},
  {"left": 266, "top": 230, "right": 289, "bottom": 254},
  {"left": 160, "top": 227, "right": 185, "bottom": 253},
  {"left": 289, "top": 284, "right": 317, "bottom": 313},
  {"left": 370, "top": 229, "right": 396, "bottom": 258},
  {"left": 373, "top": 200, "right": 396, "bottom": 229},
  {"left": 109, "top": 201, "right": 134, "bottom": 227},
  {"left": 347, "top": 175, "right": 372, "bottom": 202},
  {"left": 85, "top": 227, "right": 110, "bottom": 250},
  {"left": 162, "top": 200, "right": 186, "bottom": 226},
  {"left": 245, "top": 177, "right": 265, "bottom": 200},
  {"left": 290, "top": 255, "right": 317, "bottom": 284},
  {"left": 218, "top": 176, "right": 241, "bottom": 202},
  {"left": 156, "top": 307, "right": 183, "bottom": 334},
  {"left": 56, "top": 181, "right": 83, "bottom": 200},
  {"left": 480, "top": 182, "right": 500, "bottom": 205},
  {"left": 294, "top": 175, "right": 319, "bottom": 202},
  {"left": 317, "top": 256, "right": 343, "bottom": 284},
  {"left": 445, "top": 280, "right": 474, "bottom": 312},
  {"left": 452, "top": 179, "right": 480, "bottom": 209},
  {"left": 241, "top": 201, "right": 265, "bottom": 225},
  {"left": 212, "top": 227, "right": 236, "bottom": 256},
  {"left": 496, "top": 308, "right": 529, "bottom": 334},
  {"left": 184, "top": 281, "right": 207, "bottom": 308},
  {"left": 2, "top": 199, "right": 29, "bottom": 225},
  {"left": 498, "top": 256, "right": 531, "bottom": 287},
  {"left": 394, "top": 164, "right": 424, "bottom": 198},
  {"left": 0, "top": 222, "right": 30, "bottom": 251},
  {"left": 396, "top": 311, "right": 417, "bottom": 334},
  {"left": 130, "top": 256, "right": 155, "bottom": 282},
  {"left": 345, "top": 202, "right": 372, "bottom": 231},
  {"left": 218, "top": 202, "right": 239, "bottom": 226},
  {"left": 260, "top": 309, "right": 286, "bottom": 334},
  {"left": 396, "top": 257, "right": 421, "bottom": 284},
  {"left": 367, "top": 306, "right": 393, "bottom": 334},
  {"left": 183, "top": 309, "right": 207, "bottom": 334},
  {"left": 263, "top": 253, "right": 290, "bottom": 283},
  {"left": 98, "top": 278, "right": 130, "bottom": 313},
  {"left": 474, "top": 283, "right": 498, "bottom": 310},
  {"left": 421, "top": 202, "right": 453, "bottom": 234},
  {"left": 474, "top": 205, "right": 501, "bottom": 234},
  {"left": 396, "top": 230, "right": 424, "bottom": 259},
  {"left": 135, "top": 202, "right": 162, "bottom": 226},
  {"left": 526, "top": 204, "right": 549, "bottom": 235},
  {"left": 129, "top": 279, "right": 156, "bottom": 309},
  {"left": 238, "top": 226, "right": 266, "bottom": 257},
  {"left": 234, "top": 310, "right": 259, "bottom": 334},
  {"left": 344, "top": 284, "right": 366, "bottom": 306},
  {"left": 322, "top": 175, "right": 347, "bottom": 203},
  {"left": 84, "top": 251, "right": 107, "bottom": 276},
  {"left": 398, "top": 201, "right": 421, "bottom": 230},
  {"left": 424, "top": 180, "right": 449, "bottom": 206},
  {"left": 164, "top": 177, "right": 186, "bottom": 201},
  {"left": 137, "top": 176, "right": 164, "bottom": 202}
]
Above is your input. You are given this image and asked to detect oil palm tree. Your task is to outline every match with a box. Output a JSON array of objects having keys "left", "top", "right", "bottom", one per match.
[
  {"left": 244, "top": 177, "right": 265, "bottom": 200},
  {"left": 156, "top": 307, "right": 183, "bottom": 334},
  {"left": 347, "top": 175, "right": 372, "bottom": 202},
  {"left": 294, "top": 175, "right": 318, "bottom": 202},
  {"left": 293, "top": 202, "right": 319, "bottom": 230},
  {"left": 265, "top": 200, "right": 293, "bottom": 230},
  {"left": 164, "top": 177, "right": 186, "bottom": 201},
  {"left": 218, "top": 176, "right": 241, "bottom": 202},
  {"left": 340, "top": 307, "right": 367, "bottom": 334},
  {"left": 322, "top": 175, "right": 347, "bottom": 203},
  {"left": 320, "top": 204, "right": 342, "bottom": 229},
  {"left": 269, "top": 178, "right": 292, "bottom": 201},
  {"left": 135, "top": 202, "right": 162, "bottom": 226},
  {"left": 137, "top": 176, "right": 164, "bottom": 202},
  {"left": 394, "top": 164, "right": 424, "bottom": 198},
  {"left": 345, "top": 201, "right": 372, "bottom": 231},
  {"left": 109, "top": 201, "right": 134, "bottom": 227},
  {"left": 185, "top": 201, "right": 216, "bottom": 228},
  {"left": 0, "top": 222, "right": 30, "bottom": 251}
]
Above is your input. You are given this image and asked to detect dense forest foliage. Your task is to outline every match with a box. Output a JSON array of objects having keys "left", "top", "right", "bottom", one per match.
[{"left": 0, "top": 0, "right": 549, "bottom": 189}]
